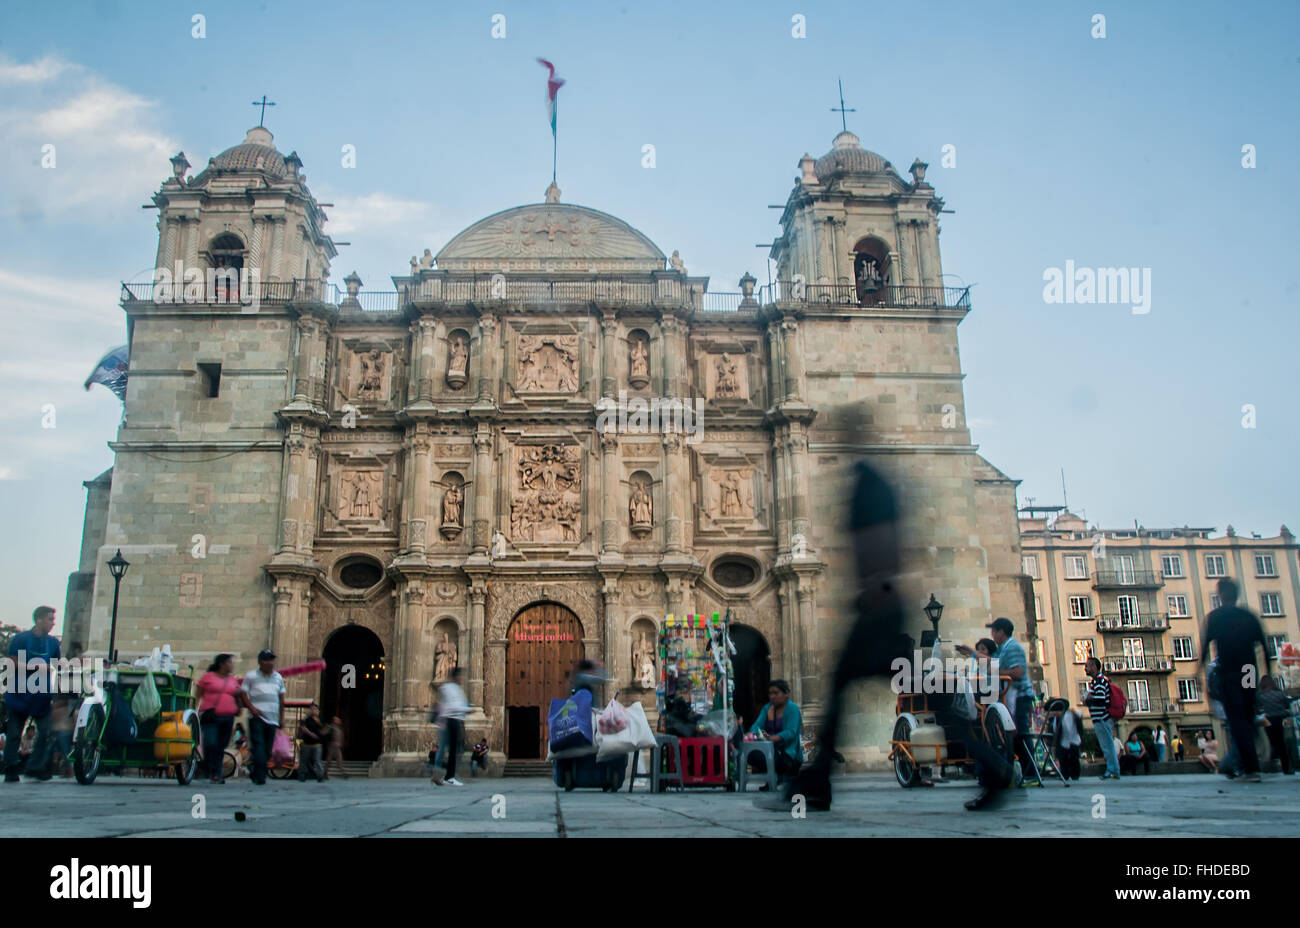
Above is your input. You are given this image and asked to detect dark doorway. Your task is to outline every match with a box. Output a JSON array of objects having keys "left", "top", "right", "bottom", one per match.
[
  {"left": 507, "top": 707, "right": 540, "bottom": 758},
  {"left": 505, "top": 602, "right": 585, "bottom": 759},
  {"left": 730, "top": 624, "right": 772, "bottom": 729},
  {"left": 320, "top": 625, "right": 385, "bottom": 761}
]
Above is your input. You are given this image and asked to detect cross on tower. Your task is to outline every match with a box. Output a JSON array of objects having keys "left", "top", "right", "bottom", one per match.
[
  {"left": 830, "top": 78, "right": 855, "bottom": 133},
  {"left": 251, "top": 95, "right": 276, "bottom": 127}
]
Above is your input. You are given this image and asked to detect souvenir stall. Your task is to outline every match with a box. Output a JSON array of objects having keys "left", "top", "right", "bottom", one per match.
[{"left": 656, "top": 611, "right": 736, "bottom": 787}]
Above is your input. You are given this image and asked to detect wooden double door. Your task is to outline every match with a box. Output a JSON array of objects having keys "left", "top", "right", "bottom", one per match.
[{"left": 505, "top": 603, "right": 585, "bottom": 759}]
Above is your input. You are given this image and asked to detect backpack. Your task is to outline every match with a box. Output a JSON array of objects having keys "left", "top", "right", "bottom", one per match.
[{"left": 1107, "top": 680, "right": 1127, "bottom": 720}]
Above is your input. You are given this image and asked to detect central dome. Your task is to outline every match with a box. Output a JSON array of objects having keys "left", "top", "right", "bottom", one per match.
[
  {"left": 436, "top": 202, "right": 665, "bottom": 272},
  {"left": 814, "top": 131, "right": 894, "bottom": 182}
]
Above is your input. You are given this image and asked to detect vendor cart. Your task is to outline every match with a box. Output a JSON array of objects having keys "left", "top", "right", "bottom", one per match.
[
  {"left": 655, "top": 611, "right": 736, "bottom": 789},
  {"left": 72, "top": 667, "right": 202, "bottom": 785}
]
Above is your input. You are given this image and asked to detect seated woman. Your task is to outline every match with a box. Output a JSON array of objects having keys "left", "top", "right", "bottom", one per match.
[
  {"left": 747, "top": 680, "right": 803, "bottom": 784},
  {"left": 1196, "top": 731, "right": 1219, "bottom": 772},
  {"left": 1119, "top": 731, "right": 1151, "bottom": 775}
]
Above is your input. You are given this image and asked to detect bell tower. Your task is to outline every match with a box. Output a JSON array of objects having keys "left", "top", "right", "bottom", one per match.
[{"left": 771, "top": 131, "right": 944, "bottom": 300}]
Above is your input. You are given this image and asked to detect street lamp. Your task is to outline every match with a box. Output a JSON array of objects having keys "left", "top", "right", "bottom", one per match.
[
  {"left": 923, "top": 593, "right": 944, "bottom": 639},
  {"left": 106, "top": 549, "right": 129, "bottom": 664}
]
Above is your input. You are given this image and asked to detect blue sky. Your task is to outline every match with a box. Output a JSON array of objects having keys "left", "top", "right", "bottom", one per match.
[{"left": 1, "top": 0, "right": 1297, "bottom": 631}]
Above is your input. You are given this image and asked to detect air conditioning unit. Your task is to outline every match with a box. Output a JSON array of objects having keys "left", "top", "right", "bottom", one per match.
[
  {"left": 1156, "top": 659, "right": 1173, "bottom": 671},
  {"left": 1102, "top": 660, "right": 1123, "bottom": 673}
]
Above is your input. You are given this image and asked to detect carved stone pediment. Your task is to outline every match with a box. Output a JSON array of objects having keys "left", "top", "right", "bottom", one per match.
[
  {"left": 517, "top": 333, "right": 580, "bottom": 393},
  {"left": 509, "top": 442, "right": 583, "bottom": 544}
]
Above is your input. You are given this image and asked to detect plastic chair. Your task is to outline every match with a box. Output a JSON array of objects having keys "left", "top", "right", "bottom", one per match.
[
  {"left": 628, "top": 734, "right": 684, "bottom": 792},
  {"left": 735, "top": 739, "right": 779, "bottom": 793}
]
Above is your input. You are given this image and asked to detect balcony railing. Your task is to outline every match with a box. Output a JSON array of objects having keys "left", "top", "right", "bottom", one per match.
[
  {"left": 758, "top": 281, "right": 971, "bottom": 310},
  {"left": 1102, "top": 654, "right": 1175, "bottom": 673},
  {"left": 122, "top": 275, "right": 971, "bottom": 314},
  {"left": 1093, "top": 570, "right": 1163, "bottom": 588},
  {"left": 1097, "top": 613, "right": 1170, "bottom": 632},
  {"left": 1124, "top": 697, "right": 1184, "bottom": 715}
]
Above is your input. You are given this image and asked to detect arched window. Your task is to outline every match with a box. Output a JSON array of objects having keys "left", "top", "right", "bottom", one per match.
[
  {"left": 852, "top": 237, "right": 891, "bottom": 306},
  {"left": 209, "top": 233, "right": 245, "bottom": 302}
]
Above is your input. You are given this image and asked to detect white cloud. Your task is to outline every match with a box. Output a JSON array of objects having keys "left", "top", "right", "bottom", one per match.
[
  {"left": 325, "top": 192, "right": 438, "bottom": 238},
  {"left": 0, "top": 55, "right": 177, "bottom": 223},
  {"left": 0, "top": 55, "right": 68, "bottom": 84}
]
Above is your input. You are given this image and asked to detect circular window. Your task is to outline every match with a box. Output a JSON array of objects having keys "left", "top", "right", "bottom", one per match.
[
  {"left": 712, "top": 556, "right": 759, "bottom": 589},
  {"left": 339, "top": 558, "right": 383, "bottom": 590}
]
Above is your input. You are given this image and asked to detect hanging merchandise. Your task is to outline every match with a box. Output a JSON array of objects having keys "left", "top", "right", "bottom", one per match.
[{"left": 656, "top": 611, "right": 734, "bottom": 736}]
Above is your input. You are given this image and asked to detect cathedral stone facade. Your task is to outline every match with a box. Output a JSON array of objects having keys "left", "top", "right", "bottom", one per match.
[{"left": 67, "top": 125, "right": 1028, "bottom": 771}]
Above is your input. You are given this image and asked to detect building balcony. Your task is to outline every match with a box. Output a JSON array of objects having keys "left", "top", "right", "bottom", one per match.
[
  {"left": 1092, "top": 570, "right": 1163, "bottom": 589},
  {"left": 759, "top": 281, "right": 971, "bottom": 311},
  {"left": 121, "top": 278, "right": 403, "bottom": 311},
  {"left": 1102, "top": 654, "right": 1175, "bottom": 674},
  {"left": 1097, "top": 613, "right": 1169, "bottom": 632},
  {"left": 1125, "top": 697, "right": 1184, "bottom": 716}
]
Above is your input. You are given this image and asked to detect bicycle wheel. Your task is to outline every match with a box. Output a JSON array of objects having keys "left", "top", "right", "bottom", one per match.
[
  {"left": 73, "top": 706, "right": 105, "bottom": 785},
  {"left": 221, "top": 750, "right": 238, "bottom": 780},
  {"left": 174, "top": 715, "right": 201, "bottom": 785}
]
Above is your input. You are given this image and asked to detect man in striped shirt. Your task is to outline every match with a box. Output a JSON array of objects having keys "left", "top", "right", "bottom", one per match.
[{"left": 1083, "top": 657, "right": 1120, "bottom": 779}]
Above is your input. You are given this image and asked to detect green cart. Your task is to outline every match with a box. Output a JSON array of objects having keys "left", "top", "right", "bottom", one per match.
[{"left": 72, "top": 667, "right": 203, "bottom": 785}]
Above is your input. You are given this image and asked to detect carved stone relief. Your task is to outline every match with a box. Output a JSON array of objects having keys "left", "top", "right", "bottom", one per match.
[
  {"left": 446, "top": 332, "right": 469, "bottom": 389},
  {"left": 706, "top": 351, "right": 748, "bottom": 400},
  {"left": 517, "top": 334, "right": 580, "bottom": 393},
  {"left": 628, "top": 332, "right": 650, "bottom": 389},
  {"left": 509, "top": 443, "right": 582, "bottom": 543},
  {"left": 628, "top": 473, "right": 653, "bottom": 536},
  {"left": 708, "top": 467, "right": 754, "bottom": 520}
]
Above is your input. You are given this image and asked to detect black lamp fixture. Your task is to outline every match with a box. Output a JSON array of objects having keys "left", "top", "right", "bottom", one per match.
[
  {"left": 106, "top": 549, "right": 129, "bottom": 665},
  {"left": 923, "top": 593, "right": 944, "bottom": 636}
]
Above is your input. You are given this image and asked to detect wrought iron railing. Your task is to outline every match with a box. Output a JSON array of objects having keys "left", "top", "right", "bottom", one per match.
[
  {"left": 1093, "top": 570, "right": 1163, "bottom": 587},
  {"left": 757, "top": 281, "right": 971, "bottom": 309},
  {"left": 1097, "top": 614, "right": 1170, "bottom": 632},
  {"left": 1101, "top": 654, "right": 1175, "bottom": 673}
]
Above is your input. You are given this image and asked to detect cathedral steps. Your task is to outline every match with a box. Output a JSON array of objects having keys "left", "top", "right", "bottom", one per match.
[{"left": 503, "top": 761, "right": 554, "bottom": 778}]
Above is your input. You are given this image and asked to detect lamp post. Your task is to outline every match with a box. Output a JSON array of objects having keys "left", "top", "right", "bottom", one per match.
[
  {"left": 923, "top": 593, "right": 944, "bottom": 640},
  {"left": 106, "top": 549, "right": 129, "bottom": 664}
]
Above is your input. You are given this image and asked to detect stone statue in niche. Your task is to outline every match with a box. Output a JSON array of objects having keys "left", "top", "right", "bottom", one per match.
[
  {"left": 710, "top": 467, "right": 753, "bottom": 520},
  {"left": 341, "top": 471, "right": 383, "bottom": 521},
  {"left": 628, "top": 335, "right": 650, "bottom": 388},
  {"left": 629, "top": 477, "right": 653, "bottom": 535},
  {"left": 446, "top": 334, "right": 468, "bottom": 389},
  {"left": 490, "top": 531, "right": 508, "bottom": 558},
  {"left": 357, "top": 350, "right": 387, "bottom": 400},
  {"left": 632, "top": 629, "right": 656, "bottom": 688},
  {"left": 714, "top": 353, "right": 740, "bottom": 398},
  {"left": 440, "top": 481, "right": 463, "bottom": 538},
  {"left": 434, "top": 631, "right": 458, "bottom": 682}
]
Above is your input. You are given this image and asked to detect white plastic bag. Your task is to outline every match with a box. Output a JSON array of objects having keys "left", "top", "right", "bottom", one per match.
[
  {"left": 597, "top": 698, "right": 629, "bottom": 735},
  {"left": 625, "top": 701, "right": 656, "bottom": 750},
  {"left": 131, "top": 671, "right": 162, "bottom": 723}
]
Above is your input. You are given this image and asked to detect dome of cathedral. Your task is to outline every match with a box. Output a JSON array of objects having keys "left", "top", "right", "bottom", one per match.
[
  {"left": 814, "top": 131, "right": 894, "bottom": 182},
  {"left": 198, "top": 126, "right": 289, "bottom": 180}
]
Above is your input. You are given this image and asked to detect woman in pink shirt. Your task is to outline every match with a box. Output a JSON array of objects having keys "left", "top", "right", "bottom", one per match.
[{"left": 194, "top": 654, "right": 241, "bottom": 784}]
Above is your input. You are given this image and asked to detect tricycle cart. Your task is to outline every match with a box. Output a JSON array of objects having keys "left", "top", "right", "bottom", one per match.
[
  {"left": 889, "top": 674, "right": 1017, "bottom": 787},
  {"left": 72, "top": 667, "right": 202, "bottom": 785}
]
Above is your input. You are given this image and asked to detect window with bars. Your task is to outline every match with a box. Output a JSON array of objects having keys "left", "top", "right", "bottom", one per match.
[
  {"left": 1161, "top": 554, "right": 1184, "bottom": 578},
  {"left": 1069, "top": 595, "right": 1092, "bottom": 619},
  {"left": 1166, "top": 594, "right": 1189, "bottom": 617},
  {"left": 1127, "top": 679, "right": 1151, "bottom": 713},
  {"left": 1118, "top": 595, "right": 1140, "bottom": 626},
  {"left": 1172, "top": 636, "right": 1195, "bottom": 660},
  {"left": 1260, "top": 593, "right": 1283, "bottom": 616},
  {"left": 1178, "top": 678, "right": 1201, "bottom": 702},
  {"left": 1205, "top": 554, "right": 1226, "bottom": 578},
  {"left": 1255, "top": 554, "right": 1276, "bottom": 577}
]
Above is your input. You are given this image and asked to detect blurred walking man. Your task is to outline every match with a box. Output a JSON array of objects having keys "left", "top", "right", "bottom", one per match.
[{"left": 1202, "top": 579, "right": 1270, "bottom": 783}]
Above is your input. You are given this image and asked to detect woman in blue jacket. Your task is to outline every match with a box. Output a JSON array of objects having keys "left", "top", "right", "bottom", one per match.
[{"left": 748, "top": 679, "right": 803, "bottom": 783}]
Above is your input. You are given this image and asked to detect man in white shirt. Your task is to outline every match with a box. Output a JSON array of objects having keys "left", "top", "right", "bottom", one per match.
[
  {"left": 433, "top": 667, "right": 468, "bottom": 786},
  {"left": 239, "top": 649, "right": 285, "bottom": 786},
  {"left": 1153, "top": 726, "right": 1168, "bottom": 763}
]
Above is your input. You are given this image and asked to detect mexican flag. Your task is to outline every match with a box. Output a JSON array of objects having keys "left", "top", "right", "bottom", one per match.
[{"left": 537, "top": 58, "right": 564, "bottom": 136}]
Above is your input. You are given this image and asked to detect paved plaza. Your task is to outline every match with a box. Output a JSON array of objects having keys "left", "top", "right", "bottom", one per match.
[{"left": 1, "top": 772, "right": 1295, "bottom": 838}]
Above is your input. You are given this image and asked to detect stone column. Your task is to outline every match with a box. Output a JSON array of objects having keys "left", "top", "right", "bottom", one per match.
[
  {"left": 603, "top": 580, "right": 622, "bottom": 682},
  {"left": 600, "top": 310, "right": 618, "bottom": 398},
  {"left": 794, "top": 575, "right": 817, "bottom": 704},
  {"left": 772, "top": 424, "right": 792, "bottom": 557},
  {"left": 780, "top": 317, "right": 805, "bottom": 402},
  {"left": 787, "top": 424, "right": 811, "bottom": 543},
  {"left": 600, "top": 434, "right": 620, "bottom": 554},
  {"left": 472, "top": 426, "right": 493, "bottom": 554},
  {"left": 766, "top": 321, "right": 784, "bottom": 408},
  {"left": 398, "top": 582, "right": 434, "bottom": 733},
  {"left": 476, "top": 313, "right": 498, "bottom": 405},
  {"left": 662, "top": 434, "right": 685, "bottom": 555},
  {"left": 467, "top": 581, "right": 487, "bottom": 708},
  {"left": 271, "top": 579, "right": 312, "bottom": 698},
  {"left": 417, "top": 317, "right": 436, "bottom": 402},
  {"left": 291, "top": 320, "right": 314, "bottom": 404},
  {"left": 269, "top": 217, "right": 284, "bottom": 281},
  {"left": 410, "top": 429, "right": 432, "bottom": 555},
  {"left": 281, "top": 426, "right": 320, "bottom": 556}
]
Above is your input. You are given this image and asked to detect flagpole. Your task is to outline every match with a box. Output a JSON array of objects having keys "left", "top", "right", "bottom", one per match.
[{"left": 552, "top": 95, "right": 558, "bottom": 185}]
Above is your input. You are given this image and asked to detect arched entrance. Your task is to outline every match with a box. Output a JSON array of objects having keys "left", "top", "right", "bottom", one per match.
[
  {"left": 321, "top": 625, "right": 385, "bottom": 761},
  {"left": 505, "top": 603, "right": 585, "bottom": 759},
  {"left": 730, "top": 624, "right": 771, "bottom": 729}
]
